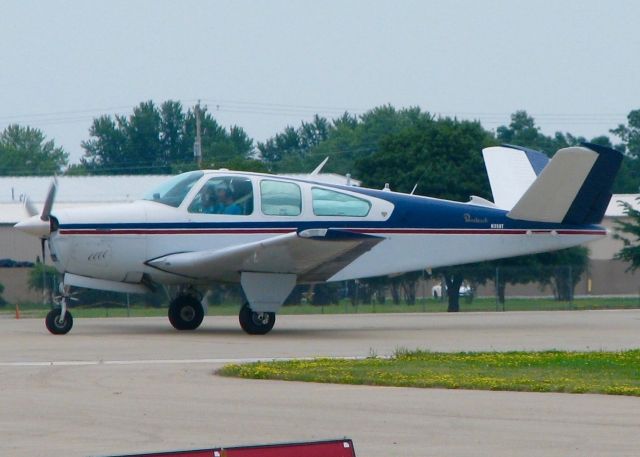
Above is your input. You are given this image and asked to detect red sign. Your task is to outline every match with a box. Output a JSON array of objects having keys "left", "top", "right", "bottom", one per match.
[
  {"left": 107, "top": 439, "right": 356, "bottom": 457},
  {"left": 214, "top": 439, "right": 355, "bottom": 457}
]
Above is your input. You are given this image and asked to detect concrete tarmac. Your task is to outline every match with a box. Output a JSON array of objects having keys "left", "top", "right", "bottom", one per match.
[{"left": 0, "top": 310, "right": 639, "bottom": 456}]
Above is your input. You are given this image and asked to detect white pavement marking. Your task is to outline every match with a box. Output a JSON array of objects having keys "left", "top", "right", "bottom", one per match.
[{"left": 0, "top": 355, "right": 367, "bottom": 368}]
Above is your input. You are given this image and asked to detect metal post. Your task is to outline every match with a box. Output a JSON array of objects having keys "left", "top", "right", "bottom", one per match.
[
  {"left": 422, "top": 271, "right": 427, "bottom": 313},
  {"left": 354, "top": 280, "right": 359, "bottom": 314},
  {"left": 495, "top": 267, "right": 499, "bottom": 312},
  {"left": 568, "top": 265, "right": 573, "bottom": 309},
  {"left": 194, "top": 101, "right": 202, "bottom": 168},
  {"left": 41, "top": 261, "right": 46, "bottom": 306},
  {"left": 126, "top": 293, "right": 131, "bottom": 317},
  {"left": 345, "top": 281, "right": 349, "bottom": 314}
]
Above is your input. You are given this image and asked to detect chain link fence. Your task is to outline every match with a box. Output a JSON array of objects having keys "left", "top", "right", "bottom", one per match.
[{"left": 2, "top": 264, "right": 640, "bottom": 317}]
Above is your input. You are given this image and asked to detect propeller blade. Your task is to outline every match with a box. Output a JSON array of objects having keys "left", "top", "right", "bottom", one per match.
[
  {"left": 24, "top": 196, "right": 38, "bottom": 217},
  {"left": 40, "top": 178, "right": 57, "bottom": 222}
]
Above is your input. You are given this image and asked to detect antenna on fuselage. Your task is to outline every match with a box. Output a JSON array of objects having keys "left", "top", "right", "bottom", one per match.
[
  {"left": 410, "top": 168, "right": 429, "bottom": 195},
  {"left": 310, "top": 157, "right": 329, "bottom": 176}
]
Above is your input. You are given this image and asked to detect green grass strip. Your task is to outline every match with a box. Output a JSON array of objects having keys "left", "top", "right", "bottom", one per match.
[{"left": 218, "top": 349, "right": 640, "bottom": 396}]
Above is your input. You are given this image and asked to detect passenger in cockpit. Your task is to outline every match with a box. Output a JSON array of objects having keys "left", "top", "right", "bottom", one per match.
[{"left": 214, "top": 183, "right": 242, "bottom": 215}]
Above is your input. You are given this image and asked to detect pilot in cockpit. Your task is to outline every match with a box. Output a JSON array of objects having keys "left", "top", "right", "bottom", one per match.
[{"left": 199, "top": 185, "right": 218, "bottom": 214}]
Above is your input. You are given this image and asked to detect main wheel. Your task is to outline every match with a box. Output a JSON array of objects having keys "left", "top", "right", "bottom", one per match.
[
  {"left": 239, "top": 303, "right": 276, "bottom": 335},
  {"left": 45, "top": 309, "right": 73, "bottom": 335},
  {"left": 168, "top": 295, "right": 204, "bottom": 330}
]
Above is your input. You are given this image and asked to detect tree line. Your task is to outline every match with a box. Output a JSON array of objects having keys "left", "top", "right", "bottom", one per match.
[{"left": 3, "top": 101, "right": 640, "bottom": 310}]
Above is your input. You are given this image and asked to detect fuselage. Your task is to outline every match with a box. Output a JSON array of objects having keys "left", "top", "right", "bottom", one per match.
[{"left": 47, "top": 170, "right": 606, "bottom": 286}]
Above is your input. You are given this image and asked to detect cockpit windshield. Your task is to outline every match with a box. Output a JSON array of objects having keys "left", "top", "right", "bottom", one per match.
[{"left": 143, "top": 171, "right": 204, "bottom": 207}]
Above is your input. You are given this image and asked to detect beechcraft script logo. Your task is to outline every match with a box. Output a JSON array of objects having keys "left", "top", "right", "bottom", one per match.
[{"left": 463, "top": 213, "right": 488, "bottom": 224}]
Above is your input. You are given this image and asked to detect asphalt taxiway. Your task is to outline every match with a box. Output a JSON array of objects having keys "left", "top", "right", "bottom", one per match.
[{"left": 1, "top": 310, "right": 639, "bottom": 456}]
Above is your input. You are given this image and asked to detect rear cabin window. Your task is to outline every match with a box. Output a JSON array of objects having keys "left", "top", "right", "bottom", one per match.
[
  {"left": 312, "top": 187, "right": 371, "bottom": 217},
  {"left": 260, "top": 180, "right": 302, "bottom": 216},
  {"left": 188, "top": 176, "right": 253, "bottom": 215}
]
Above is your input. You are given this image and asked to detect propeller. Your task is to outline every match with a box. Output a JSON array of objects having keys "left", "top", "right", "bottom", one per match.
[{"left": 14, "top": 179, "right": 58, "bottom": 261}]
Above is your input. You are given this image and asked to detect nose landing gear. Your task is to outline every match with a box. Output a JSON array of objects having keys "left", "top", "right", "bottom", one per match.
[{"left": 45, "top": 285, "right": 75, "bottom": 335}]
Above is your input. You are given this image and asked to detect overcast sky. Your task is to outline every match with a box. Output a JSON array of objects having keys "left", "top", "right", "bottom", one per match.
[{"left": 1, "top": 0, "right": 639, "bottom": 164}]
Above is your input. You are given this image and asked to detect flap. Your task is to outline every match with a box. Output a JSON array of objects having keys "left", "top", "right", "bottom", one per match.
[{"left": 146, "top": 228, "right": 383, "bottom": 283}]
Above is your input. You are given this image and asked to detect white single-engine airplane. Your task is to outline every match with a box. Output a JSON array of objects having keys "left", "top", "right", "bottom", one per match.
[{"left": 15, "top": 143, "right": 622, "bottom": 335}]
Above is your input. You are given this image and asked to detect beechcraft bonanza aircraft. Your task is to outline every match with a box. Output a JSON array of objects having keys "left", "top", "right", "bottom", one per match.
[{"left": 15, "top": 143, "right": 622, "bottom": 335}]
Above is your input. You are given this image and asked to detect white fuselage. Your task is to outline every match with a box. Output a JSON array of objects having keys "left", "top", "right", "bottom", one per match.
[{"left": 46, "top": 172, "right": 605, "bottom": 287}]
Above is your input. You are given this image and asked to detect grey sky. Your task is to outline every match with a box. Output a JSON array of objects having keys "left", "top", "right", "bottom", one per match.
[{"left": 1, "top": 0, "right": 639, "bottom": 164}]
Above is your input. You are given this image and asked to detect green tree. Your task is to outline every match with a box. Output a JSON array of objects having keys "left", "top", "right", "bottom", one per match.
[
  {"left": 537, "top": 247, "right": 589, "bottom": 301},
  {"left": 614, "top": 196, "right": 640, "bottom": 270},
  {"left": 356, "top": 115, "right": 494, "bottom": 200},
  {"left": 0, "top": 125, "right": 68, "bottom": 175},
  {"left": 258, "top": 106, "right": 431, "bottom": 174},
  {"left": 432, "top": 263, "right": 495, "bottom": 312},
  {"left": 257, "top": 115, "right": 330, "bottom": 171},
  {"left": 490, "top": 247, "right": 589, "bottom": 304},
  {"left": 611, "top": 109, "right": 640, "bottom": 158},
  {"left": 28, "top": 263, "right": 59, "bottom": 303},
  {"left": 496, "top": 110, "right": 587, "bottom": 155},
  {"left": 610, "top": 109, "right": 640, "bottom": 193},
  {"left": 81, "top": 114, "right": 129, "bottom": 174},
  {"left": 81, "top": 100, "right": 253, "bottom": 174},
  {"left": 354, "top": 113, "right": 496, "bottom": 312}
]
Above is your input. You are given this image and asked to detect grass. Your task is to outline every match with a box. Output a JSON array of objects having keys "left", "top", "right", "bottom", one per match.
[
  {"left": 218, "top": 349, "right": 640, "bottom": 397},
  {"left": 1, "top": 296, "right": 640, "bottom": 319}
]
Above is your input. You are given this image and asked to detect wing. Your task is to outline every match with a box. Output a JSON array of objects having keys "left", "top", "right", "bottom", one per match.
[{"left": 146, "top": 228, "right": 383, "bottom": 283}]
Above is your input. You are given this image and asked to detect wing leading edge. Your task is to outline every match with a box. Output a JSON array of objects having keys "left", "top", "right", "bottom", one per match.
[{"left": 146, "top": 228, "right": 383, "bottom": 283}]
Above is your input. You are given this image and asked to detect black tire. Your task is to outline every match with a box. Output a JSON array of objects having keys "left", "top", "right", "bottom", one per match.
[
  {"left": 45, "top": 309, "right": 73, "bottom": 335},
  {"left": 168, "top": 295, "right": 204, "bottom": 330},
  {"left": 239, "top": 303, "right": 275, "bottom": 335}
]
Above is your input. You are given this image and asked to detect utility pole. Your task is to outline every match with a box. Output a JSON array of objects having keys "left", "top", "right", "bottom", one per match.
[{"left": 194, "top": 100, "right": 202, "bottom": 168}]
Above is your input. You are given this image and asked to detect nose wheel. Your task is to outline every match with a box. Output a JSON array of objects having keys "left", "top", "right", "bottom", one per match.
[
  {"left": 239, "top": 303, "right": 276, "bottom": 335},
  {"left": 45, "top": 308, "right": 73, "bottom": 335}
]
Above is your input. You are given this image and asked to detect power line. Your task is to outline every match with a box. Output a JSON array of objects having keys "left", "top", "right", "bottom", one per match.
[{"left": 0, "top": 97, "right": 630, "bottom": 127}]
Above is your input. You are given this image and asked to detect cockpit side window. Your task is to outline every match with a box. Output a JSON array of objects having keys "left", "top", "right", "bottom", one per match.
[
  {"left": 260, "top": 180, "right": 302, "bottom": 216},
  {"left": 312, "top": 187, "right": 371, "bottom": 217},
  {"left": 143, "top": 171, "right": 204, "bottom": 208},
  {"left": 188, "top": 176, "right": 254, "bottom": 215}
]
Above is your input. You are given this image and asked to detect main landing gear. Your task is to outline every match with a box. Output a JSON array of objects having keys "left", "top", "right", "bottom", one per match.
[
  {"left": 45, "top": 285, "right": 74, "bottom": 335},
  {"left": 168, "top": 293, "right": 205, "bottom": 331},
  {"left": 239, "top": 303, "right": 276, "bottom": 335}
]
